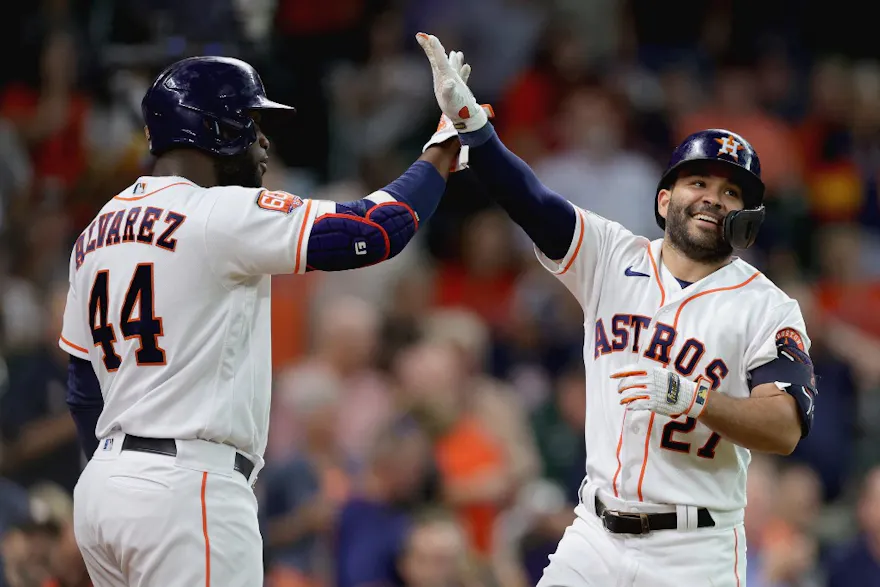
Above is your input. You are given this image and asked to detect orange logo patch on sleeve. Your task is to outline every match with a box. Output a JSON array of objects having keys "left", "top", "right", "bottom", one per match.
[
  {"left": 256, "top": 190, "right": 304, "bottom": 214},
  {"left": 776, "top": 328, "right": 805, "bottom": 351}
]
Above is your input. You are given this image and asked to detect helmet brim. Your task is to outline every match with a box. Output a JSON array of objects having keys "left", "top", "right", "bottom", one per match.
[{"left": 251, "top": 97, "right": 296, "bottom": 116}]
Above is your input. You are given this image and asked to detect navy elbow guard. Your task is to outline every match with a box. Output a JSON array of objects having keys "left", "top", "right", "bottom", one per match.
[
  {"left": 306, "top": 200, "right": 418, "bottom": 271},
  {"left": 749, "top": 333, "right": 818, "bottom": 438}
]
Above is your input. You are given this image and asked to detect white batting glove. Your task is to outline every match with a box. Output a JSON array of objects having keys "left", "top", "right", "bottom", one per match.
[
  {"left": 420, "top": 44, "right": 495, "bottom": 171},
  {"left": 611, "top": 364, "right": 712, "bottom": 419},
  {"left": 416, "top": 33, "right": 489, "bottom": 134}
]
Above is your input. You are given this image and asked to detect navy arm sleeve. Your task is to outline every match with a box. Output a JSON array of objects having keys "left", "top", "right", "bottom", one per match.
[
  {"left": 305, "top": 160, "right": 445, "bottom": 271},
  {"left": 460, "top": 123, "right": 576, "bottom": 260},
  {"left": 66, "top": 356, "right": 103, "bottom": 458}
]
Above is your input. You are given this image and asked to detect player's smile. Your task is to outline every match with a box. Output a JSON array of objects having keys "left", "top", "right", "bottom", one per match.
[{"left": 692, "top": 210, "right": 723, "bottom": 230}]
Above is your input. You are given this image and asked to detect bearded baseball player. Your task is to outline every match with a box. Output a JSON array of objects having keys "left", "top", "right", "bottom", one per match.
[
  {"left": 416, "top": 34, "right": 817, "bottom": 586},
  {"left": 58, "top": 56, "right": 468, "bottom": 587}
]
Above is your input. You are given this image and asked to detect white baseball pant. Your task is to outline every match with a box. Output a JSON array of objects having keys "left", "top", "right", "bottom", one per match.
[
  {"left": 72, "top": 432, "right": 264, "bottom": 587},
  {"left": 537, "top": 483, "right": 747, "bottom": 587}
]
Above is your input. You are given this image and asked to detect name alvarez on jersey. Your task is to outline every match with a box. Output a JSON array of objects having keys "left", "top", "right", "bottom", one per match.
[{"left": 74, "top": 206, "right": 186, "bottom": 270}]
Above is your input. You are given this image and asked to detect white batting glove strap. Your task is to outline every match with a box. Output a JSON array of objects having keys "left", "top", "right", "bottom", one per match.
[
  {"left": 422, "top": 106, "right": 495, "bottom": 172},
  {"left": 611, "top": 364, "right": 711, "bottom": 419},
  {"left": 416, "top": 33, "right": 488, "bottom": 134}
]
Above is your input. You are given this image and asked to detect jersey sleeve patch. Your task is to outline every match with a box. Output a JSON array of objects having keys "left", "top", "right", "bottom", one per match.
[
  {"left": 256, "top": 190, "right": 304, "bottom": 214},
  {"left": 776, "top": 328, "right": 805, "bottom": 352}
]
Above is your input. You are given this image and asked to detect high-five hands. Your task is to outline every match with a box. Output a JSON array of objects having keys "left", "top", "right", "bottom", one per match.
[{"left": 418, "top": 33, "right": 494, "bottom": 171}]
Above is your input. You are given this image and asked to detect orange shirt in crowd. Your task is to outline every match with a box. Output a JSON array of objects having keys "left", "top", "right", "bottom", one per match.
[{"left": 434, "top": 416, "right": 507, "bottom": 556}]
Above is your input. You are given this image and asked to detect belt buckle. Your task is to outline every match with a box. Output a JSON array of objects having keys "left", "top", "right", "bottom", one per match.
[{"left": 605, "top": 509, "right": 651, "bottom": 535}]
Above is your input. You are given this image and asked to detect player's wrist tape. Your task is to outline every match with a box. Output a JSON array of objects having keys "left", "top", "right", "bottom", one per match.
[
  {"left": 687, "top": 379, "right": 711, "bottom": 418},
  {"left": 458, "top": 121, "right": 496, "bottom": 148},
  {"left": 664, "top": 371, "right": 710, "bottom": 419},
  {"left": 451, "top": 103, "right": 493, "bottom": 133},
  {"left": 423, "top": 106, "right": 495, "bottom": 171}
]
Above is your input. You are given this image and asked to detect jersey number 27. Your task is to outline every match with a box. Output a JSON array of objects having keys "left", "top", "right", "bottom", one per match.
[{"left": 89, "top": 263, "right": 166, "bottom": 371}]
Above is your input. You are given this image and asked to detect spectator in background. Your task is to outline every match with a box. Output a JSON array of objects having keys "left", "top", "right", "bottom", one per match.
[
  {"left": 433, "top": 209, "right": 521, "bottom": 332},
  {"left": 846, "top": 62, "right": 880, "bottom": 264},
  {"left": 326, "top": 9, "right": 433, "bottom": 181},
  {"left": 780, "top": 281, "right": 858, "bottom": 501},
  {"left": 533, "top": 80, "right": 663, "bottom": 239},
  {"left": 518, "top": 363, "right": 585, "bottom": 584},
  {"left": 261, "top": 368, "right": 353, "bottom": 587},
  {"left": 0, "top": 282, "right": 81, "bottom": 494},
  {"left": 745, "top": 458, "right": 824, "bottom": 587},
  {"left": 744, "top": 456, "right": 778, "bottom": 586},
  {"left": 796, "top": 57, "right": 854, "bottom": 188},
  {"left": 271, "top": 297, "right": 393, "bottom": 465},
  {"left": 267, "top": 0, "right": 369, "bottom": 179},
  {"left": 405, "top": 0, "right": 546, "bottom": 104},
  {"left": 0, "top": 119, "right": 33, "bottom": 236},
  {"left": 495, "top": 22, "right": 592, "bottom": 164},
  {"left": 1, "top": 517, "right": 57, "bottom": 587},
  {"left": 488, "top": 264, "right": 583, "bottom": 392},
  {"left": 396, "top": 509, "right": 498, "bottom": 587},
  {"left": 0, "top": 29, "right": 89, "bottom": 213},
  {"left": 675, "top": 54, "right": 803, "bottom": 196},
  {"left": 421, "top": 309, "right": 541, "bottom": 495},
  {"left": 377, "top": 269, "right": 436, "bottom": 371},
  {"left": 334, "top": 422, "right": 432, "bottom": 587},
  {"left": 28, "top": 483, "right": 88, "bottom": 587},
  {"left": 529, "top": 363, "right": 587, "bottom": 504},
  {"left": 812, "top": 226, "right": 880, "bottom": 366},
  {"left": 0, "top": 482, "right": 84, "bottom": 587},
  {"left": 393, "top": 340, "right": 511, "bottom": 559},
  {"left": 827, "top": 467, "right": 880, "bottom": 587},
  {"left": 0, "top": 479, "right": 31, "bottom": 587}
]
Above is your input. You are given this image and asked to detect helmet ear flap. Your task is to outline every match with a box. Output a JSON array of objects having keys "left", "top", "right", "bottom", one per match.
[{"left": 723, "top": 206, "right": 765, "bottom": 249}]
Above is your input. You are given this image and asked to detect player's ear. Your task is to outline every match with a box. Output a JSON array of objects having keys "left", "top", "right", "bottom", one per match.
[{"left": 657, "top": 188, "right": 671, "bottom": 221}]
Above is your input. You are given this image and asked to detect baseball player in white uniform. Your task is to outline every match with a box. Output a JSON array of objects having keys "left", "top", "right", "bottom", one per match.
[
  {"left": 416, "top": 34, "right": 818, "bottom": 586},
  {"left": 59, "top": 56, "right": 465, "bottom": 586}
]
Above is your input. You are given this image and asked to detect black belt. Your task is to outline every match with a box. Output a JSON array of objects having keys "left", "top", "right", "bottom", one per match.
[
  {"left": 121, "top": 435, "right": 254, "bottom": 481},
  {"left": 595, "top": 495, "right": 714, "bottom": 534}
]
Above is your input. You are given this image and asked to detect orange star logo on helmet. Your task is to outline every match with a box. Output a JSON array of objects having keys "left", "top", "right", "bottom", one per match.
[{"left": 715, "top": 135, "right": 744, "bottom": 160}]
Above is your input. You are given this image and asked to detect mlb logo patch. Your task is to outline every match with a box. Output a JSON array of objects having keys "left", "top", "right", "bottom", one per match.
[
  {"left": 102, "top": 438, "right": 114, "bottom": 451},
  {"left": 133, "top": 182, "right": 147, "bottom": 195}
]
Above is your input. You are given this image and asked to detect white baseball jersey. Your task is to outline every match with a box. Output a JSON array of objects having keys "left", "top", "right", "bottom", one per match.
[
  {"left": 538, "top": 205, "right": 810, "bottom": 512},
  {"left": 58, "top": 175, "right": 354, "bottom": 461}
]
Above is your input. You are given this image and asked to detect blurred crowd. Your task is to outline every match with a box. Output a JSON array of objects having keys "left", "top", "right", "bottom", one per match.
[{"left": 1, "top": 1, "right": 880, "bottom": 586}]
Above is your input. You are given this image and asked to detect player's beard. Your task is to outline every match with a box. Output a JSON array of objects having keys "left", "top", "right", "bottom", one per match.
[
  {"left": 213, "top": 153, "right": 263, "bottom": 188},
  {"left": 665, "top": 198, "right": 733, "bottom": 264}
]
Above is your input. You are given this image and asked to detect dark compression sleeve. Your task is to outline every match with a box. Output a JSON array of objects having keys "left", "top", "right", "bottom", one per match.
[
  {"left": 460, "top": 123, "right": 576, "bottom": 260},
  {"left": 66, "top": 356, "right": 103, "bottom": 458}
]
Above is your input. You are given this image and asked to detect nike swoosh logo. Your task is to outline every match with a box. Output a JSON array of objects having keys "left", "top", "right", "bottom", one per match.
[{"left": 625, "top": 266, "right": 650, "bottom": 278}]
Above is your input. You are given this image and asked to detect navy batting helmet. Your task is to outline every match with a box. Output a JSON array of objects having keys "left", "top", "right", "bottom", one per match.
[
  {"left": 656, "top": 128, "right": 765, "bottom": 249},
  {"left": 141, "top": 56, "right": 295, "bottom": 157}
]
